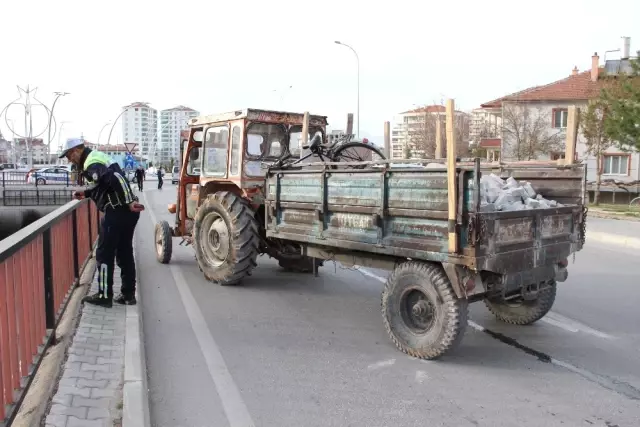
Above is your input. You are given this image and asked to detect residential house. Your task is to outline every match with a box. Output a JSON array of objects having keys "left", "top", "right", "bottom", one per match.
[{"left": 477, "top": 42, "right": 640, "bottom": 203}]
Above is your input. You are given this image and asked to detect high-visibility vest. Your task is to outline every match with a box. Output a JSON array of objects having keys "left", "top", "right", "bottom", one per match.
[{"left": 83, "top": 151, "right": 114, "bottom": 183}]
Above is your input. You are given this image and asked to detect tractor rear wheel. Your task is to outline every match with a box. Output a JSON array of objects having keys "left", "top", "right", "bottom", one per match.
[{"left": 193, "top": 191, "right": 259, "bottom": 285}]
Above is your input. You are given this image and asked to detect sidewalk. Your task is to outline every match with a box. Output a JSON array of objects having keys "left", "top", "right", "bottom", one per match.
[{"left": 44, "top": 263, "right": 148, "bottom": 427}]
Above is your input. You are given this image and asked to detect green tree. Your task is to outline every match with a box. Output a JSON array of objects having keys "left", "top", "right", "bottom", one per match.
[
  {"left": 402, "top": 143, "right": 412, "bottom": 159},
  {"left": 601, "top": 58, "right": 640, "bottom": 151},
  {"left": 580, "top": 100, "right": 613, "bottom": 205}
]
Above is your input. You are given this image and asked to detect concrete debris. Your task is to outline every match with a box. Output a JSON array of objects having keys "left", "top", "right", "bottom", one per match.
[{"left": 479, "top": 173, "right": 563, "bottom": 212}]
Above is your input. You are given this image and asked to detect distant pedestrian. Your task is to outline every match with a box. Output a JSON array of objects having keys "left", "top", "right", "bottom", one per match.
[
  {"left": 157, "top": 168, "right": 164, "bottom": 190},
  {"left": 134, "top": 166, "right": 145, "bottom": 191}
]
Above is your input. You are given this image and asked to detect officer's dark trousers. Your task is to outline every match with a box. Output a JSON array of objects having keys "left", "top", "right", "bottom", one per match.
[{"left": 95, "top": 208, "right": 140, "bottom": 299}]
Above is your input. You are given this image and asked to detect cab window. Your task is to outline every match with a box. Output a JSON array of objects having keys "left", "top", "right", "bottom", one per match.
[
  {"left": 203, "top": 126, "right": 229, "bottom": 177},
  {"left": 246, "top": 123, "right": 285, "bottom": 158}
]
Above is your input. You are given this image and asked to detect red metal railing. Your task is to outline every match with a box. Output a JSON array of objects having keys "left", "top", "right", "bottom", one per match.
[{"left": 0, "top": 199, "right": 99, "bottom": 425}]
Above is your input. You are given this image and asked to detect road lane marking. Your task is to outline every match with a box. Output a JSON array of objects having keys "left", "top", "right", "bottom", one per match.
[
  {"left": 541, "top": 312, "right": 614, "bottom": 340},
  {"left": 357, "top": 267, "right": 615, "bottom": 340},
  {"left": 367, "top": 358, "right": 396, "bottom": 370},
  {"left": 142, "top": 193, "right": 256, "bottom": 427}
]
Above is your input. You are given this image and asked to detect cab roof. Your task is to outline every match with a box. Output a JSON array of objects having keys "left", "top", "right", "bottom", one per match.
[{"left": 189, "top": 108, "right": 329, "bottom": 128}]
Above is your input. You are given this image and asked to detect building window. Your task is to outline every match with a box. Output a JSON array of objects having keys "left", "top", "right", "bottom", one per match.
[
  {"left": 602, "top": 154, "right": 629, "bottom": 175},
  {"left": 552, "top": 109, "right": 568, "bottom": 128}
]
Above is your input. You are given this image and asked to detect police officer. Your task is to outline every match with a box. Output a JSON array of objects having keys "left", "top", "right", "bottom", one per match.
[{"left": 59, "top": 138, "right": 145, "bottom": 308}]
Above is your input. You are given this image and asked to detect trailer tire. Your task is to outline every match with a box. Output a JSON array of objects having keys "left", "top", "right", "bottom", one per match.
[
  {"left": 381, "top": 261, "right": 468, "bottom": 360},
  {"left": 484, "top": 280, "right": 557, "bottom": 325},
  {"left": 154, "top": 220, "right": 173, "bottom": 264},
  {"left": 193, "top": 191, "right": 259, "bottom": 286},
  {"left": 278, "top": 257, "right": 324, "bottom": 273}
]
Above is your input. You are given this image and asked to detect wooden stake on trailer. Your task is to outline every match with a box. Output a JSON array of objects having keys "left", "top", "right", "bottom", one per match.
[
  {"left": 346, "top": 113, "right": 354, "bottom": 137},
  {"left": 383, "top": 121, "right": 391, "bottom": 158},
  {"left": 564, "top": 105, "right": 579, "bottom": 165},
  {"left": 301, "top": 112, "right": 310, "bottom": 146},
  {"left": 445, "top": 99, "right": 458, "bottom": 253}
]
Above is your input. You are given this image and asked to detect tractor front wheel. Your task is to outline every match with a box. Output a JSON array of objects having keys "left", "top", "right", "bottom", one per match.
[{"left": 193, "top": 191, "right": 259, "bottom": 285}]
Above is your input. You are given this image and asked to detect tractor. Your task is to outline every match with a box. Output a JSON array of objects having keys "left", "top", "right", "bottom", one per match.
[{"left": 155, "top": 108, "right": 385, "bottom": 284}]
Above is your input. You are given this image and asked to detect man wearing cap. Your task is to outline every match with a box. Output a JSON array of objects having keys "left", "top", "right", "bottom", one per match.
[{"left": 60, "top": 138, "right": 145, "bottom": 307}]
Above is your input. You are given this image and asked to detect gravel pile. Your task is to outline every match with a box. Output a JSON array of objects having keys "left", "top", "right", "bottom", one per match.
[{"left": 479, "top": 173, "right": 563, "bottom": 212}]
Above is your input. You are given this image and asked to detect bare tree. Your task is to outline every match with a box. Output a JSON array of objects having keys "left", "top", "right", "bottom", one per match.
[
  {"left": 501, "top": 103, "right": 564, "bottom": 160},
  {"left": 406, "top": 112, "right": 470, "bottom": 159},
  {"left": 580, "top": 99, "right": 613, "bottom": 205}
]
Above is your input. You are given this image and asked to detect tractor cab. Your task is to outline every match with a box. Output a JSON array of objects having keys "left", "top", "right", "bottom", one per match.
[{"left": 168, "top": 109, "right": 328, "bottom": 237}]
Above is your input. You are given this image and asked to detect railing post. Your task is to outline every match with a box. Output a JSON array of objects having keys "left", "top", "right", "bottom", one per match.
[
  {"left": 2, "top": 171, "right": 4, "bottom": 188},
  {"left": 42, "top": 228, "right": 56, "bottom": 329},
  {"left": 87, "top": 201, "right": 93, "bottom": 251},
  {"left": 71, "top": 210, "right": 79, "bottom": 280}
]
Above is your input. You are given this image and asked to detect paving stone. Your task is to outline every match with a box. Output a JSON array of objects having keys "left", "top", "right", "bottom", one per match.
[
  {"left": 72, "top": 396, "right": 111, "bottom": 409},
  {"left": 56, "top": 386, "right": 91, "bottom": 398},
  {"left": 67, "top": 416, "right": 107, "bottom": 427},
  {"left": 68, "top": 354, "right": 98, "bottom": 364},
  {"left": 91, "top": 387, "right": 117, "bottom": 398},
  {"left": 50, "top": 403, "right": 87, "bottom": 418},
  {"left": 77, "top": 378, "right": 108, "bottom": 388},
  {"left": 58, "top": 377, "right": 77, "bottom": 388},
  {"left": 51, "top": 393, "right": 72, "bottom": 406},
  {"left": 87, "top": 407, "right": 110, "bottom": 419},
  {"left": 81, "top": 363, "right": 110, "bottom": 372},
  {"left": 84, "top": 349, "right": 112, "bottom": 358},
  {"left": 44, "top": 413, "right": 67, "bottom": 427}
]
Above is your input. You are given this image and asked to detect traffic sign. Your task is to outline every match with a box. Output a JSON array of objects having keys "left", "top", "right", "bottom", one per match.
[{"left": 124, "top": 143, "right": 138, "bottom": 154}]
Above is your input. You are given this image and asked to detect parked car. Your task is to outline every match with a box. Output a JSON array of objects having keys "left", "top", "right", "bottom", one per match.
[
  {"left": 171, "top": 166, "right": 180, "bottom": 184},
  {"left": 27, "top": 166, "right": 73, "bottom": 185}
]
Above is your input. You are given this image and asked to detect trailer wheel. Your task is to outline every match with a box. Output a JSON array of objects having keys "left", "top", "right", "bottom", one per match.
[
  {"left": 381, "top": 261, "right": 468, "bottom": 360},
  {"left": 154, "top": 220, "right": 173, "bottom": 264},
  {"left": 193, "top": 191, "right": 259, "bottom": 285},
  {"left": 484, "top": 280, "right": 557, "bottom": 325},
  {"left": 278, "top": 257, "right": 324, "bottom": 273}
]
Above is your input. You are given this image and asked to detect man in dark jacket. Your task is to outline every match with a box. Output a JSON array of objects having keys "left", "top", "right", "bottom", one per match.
[
  {"left": 60, "top": 138, "right": 145, "bottom": 307},
  {"left": 156, "top": 167, "right": 164, "bottom": 190},
  {"left": 134, "top": 165, "right": 145, "bottom": 191}
]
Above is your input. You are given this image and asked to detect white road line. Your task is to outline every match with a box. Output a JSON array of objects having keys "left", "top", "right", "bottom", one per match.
[
  {"left": 356, "top": 267, "right": 614, "bottom": 340},
  {"left": 367, "top": 359, "right": 396, "bottom": 370},
  {"left": 142, "top": 192, "right": 256, "bottom": 427}
]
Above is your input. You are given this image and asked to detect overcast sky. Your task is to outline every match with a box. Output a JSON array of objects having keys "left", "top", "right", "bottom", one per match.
[{"left": 1, "top": 0, "right": 639, "bottom": 148}]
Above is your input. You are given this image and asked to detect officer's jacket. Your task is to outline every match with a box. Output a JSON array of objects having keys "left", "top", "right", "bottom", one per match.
[{"left": 80, "top": 148, "right": 137, "bottom": 211}]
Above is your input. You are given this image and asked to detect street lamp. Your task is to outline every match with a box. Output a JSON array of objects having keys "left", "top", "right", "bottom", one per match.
[
  {"left": 334, "top": 41, "right": 360, "bottom": 138},
  {"left": 107, "top": 102, "right": 148, "bottom": 145},
  {"left": 47, "top": 91, "right": 70, "bottom": 161},
  {"left": 97, "top": 122, "right": 112, "bottom": 145}
]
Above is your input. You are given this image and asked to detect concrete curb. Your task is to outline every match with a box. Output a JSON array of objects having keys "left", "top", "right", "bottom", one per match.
[
  {"left": 122, "top": 241, "right": 151, "bottom": 427},
  {"left": 588, "top": 231, "right": 640, "bottom": 250}
]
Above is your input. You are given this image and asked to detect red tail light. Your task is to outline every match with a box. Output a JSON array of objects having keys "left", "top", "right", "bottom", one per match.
[{"left": 362, "top": 138, "right": 369, "bottom": 144}]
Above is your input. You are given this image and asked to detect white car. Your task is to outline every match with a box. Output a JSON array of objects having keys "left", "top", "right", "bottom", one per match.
[
  {"left": 27, "top": 166, "right": 73, "bottom": 185},
  {"left": 171, "top": 166, "right": 180, "bottom": 184}
]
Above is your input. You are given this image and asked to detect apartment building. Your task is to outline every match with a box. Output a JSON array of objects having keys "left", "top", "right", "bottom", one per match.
[
  {"left": 390, "top": 105, "right": 470, "bottom": 160},
  {"left": 158, "top": 106, "right": 199, "bottom": 165},
  {"left": 121, "top": 102, "right": 158, "bottom": 159}
]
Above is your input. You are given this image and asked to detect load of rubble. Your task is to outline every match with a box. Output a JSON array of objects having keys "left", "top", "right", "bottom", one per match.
[{"left": 479, "top": 173, "right": 563, "bottom": 212}]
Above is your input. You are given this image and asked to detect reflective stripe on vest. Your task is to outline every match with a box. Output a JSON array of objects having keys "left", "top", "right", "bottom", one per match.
[{"left": 84, "top": 150, "right": 113, "bottom": 169}]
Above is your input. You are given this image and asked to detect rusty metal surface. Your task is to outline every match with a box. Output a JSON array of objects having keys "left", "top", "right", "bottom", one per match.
[
  {"left": 0, "top": 199, "right": 99, "bottom": 425},
  {"left": 266, "top": 166, "right": 585, "bottom": 275}
]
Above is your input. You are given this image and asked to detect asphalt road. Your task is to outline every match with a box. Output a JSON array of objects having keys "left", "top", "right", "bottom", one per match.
[{"left": 135, "top": 185, "right": 640, "bottom": 427}]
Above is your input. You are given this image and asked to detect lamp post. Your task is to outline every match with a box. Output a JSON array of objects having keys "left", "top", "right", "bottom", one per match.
[
  {"left": 47, "top": 91, "right": 70, "bottom": 161},
  {"left": 97, "top": 122, "right": 111, "bottom": 145},
  {"left": 334, "top": 41, "right": 360, "bottom": 138},
  {"left": 107, "top": 102, "right": 147, "bottom": 145}
]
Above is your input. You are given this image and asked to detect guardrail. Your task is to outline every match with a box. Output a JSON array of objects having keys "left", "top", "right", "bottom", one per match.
[
  {"left": 1, "top": 171, "right": 79, "bottom": 188},
  {"left": 0, "top": 199, "right": 101, "bottom": 426},
  {"left": 1, "top": 189, "right": 75, "bottom": 207}
]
